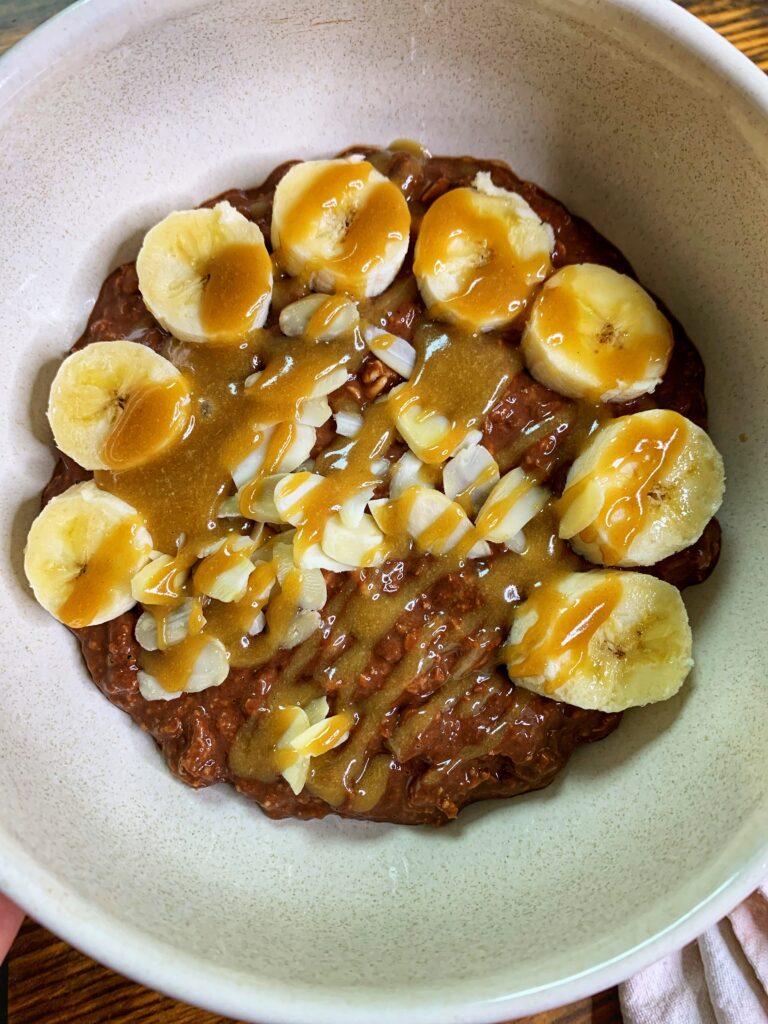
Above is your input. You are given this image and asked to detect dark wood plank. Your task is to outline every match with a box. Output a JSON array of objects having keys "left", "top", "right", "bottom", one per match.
[{"left": 1, "top": 0, "right": 766, "bottom": 1021}]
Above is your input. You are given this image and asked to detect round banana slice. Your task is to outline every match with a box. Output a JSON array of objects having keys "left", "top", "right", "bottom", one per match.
[
  {"left": 271, "top": 158, "right": 411, "bottom": 298},
  {"left": 137, "top": 200, "right": 273, "bottom": 344},
  {"left": 24, "top": 480, "right": 153, "bottom": 628},
  {"left": 521, "top": 264, "right": 674, "bottom": 402},
  {"left": 47, "top": 340, "right": 190, "bottom": 471},
  {"left": 504, "top": 569, "right": 693, "bottom": 712},
  {"left": 558, "top": 409, "right": 725, "bottom": 566},
  {"left": 413, "top": 171, "right": 554, "bottom": 332}
]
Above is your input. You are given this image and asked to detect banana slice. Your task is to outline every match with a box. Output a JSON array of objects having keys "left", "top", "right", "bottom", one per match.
[
  {"left": 370, "top": 485, "right": 489, "bottom": 558},
  {"left": 558, "top": 409, "right": 725, "bottom": 566},
  {"left": 475, "top": 468, "right": 550, "bottom": 544},
  {"left": 47, "top": 341, "right": 190, "bottom": 472},
  {"left": 521, "top": 264, "right": 674, "bottom": 402},
  {"left": 138, "top": 634, "right": 229, "bottom": 702},
  {"left": 24, "top": 480, "right": 153, "bottom": 628},
  {"left": 363, "top": 326, "right": 417, "bottom": 379},
  {"left": 443, "top": 443, "right": 500, "bottom": 514},
  {"left": 137, "top": 201, "right": 273, "bottom": 344},
  {"left": 279, "top": 293, "right": 359, "bottom": 341},
  {"left": 413, "top": 172, "right": 554, "bottom": 332},
  {"left": 504, "top": 569, "right": 693, "bottom": 712},
  {"left": 271, "top": 158, "right": 411, "bottom": 298}
]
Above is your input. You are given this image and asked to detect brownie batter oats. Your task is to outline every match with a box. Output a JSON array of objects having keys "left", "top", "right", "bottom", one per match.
[{"left": 24, "top": 143, "right": 724, "bottom": 825}]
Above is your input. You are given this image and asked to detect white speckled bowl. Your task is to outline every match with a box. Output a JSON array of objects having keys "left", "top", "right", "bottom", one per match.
[{"left": 0, "top": 0, "right": 767, "bottom": 1020}]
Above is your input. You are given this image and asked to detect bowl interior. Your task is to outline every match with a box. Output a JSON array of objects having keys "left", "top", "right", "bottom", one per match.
[{"left": 1, "top": 0, "right": 767, "bottom": 1021}]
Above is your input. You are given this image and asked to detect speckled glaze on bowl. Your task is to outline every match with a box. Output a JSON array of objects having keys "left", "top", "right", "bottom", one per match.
[{"left": 0, "top": 0, "right": 766, "bottom": 1020}]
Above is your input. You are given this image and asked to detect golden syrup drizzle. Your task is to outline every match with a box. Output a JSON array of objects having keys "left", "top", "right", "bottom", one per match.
[
  {"left": 199, "top": 242, "right": 272, "bottom": 341},
  {"left": 277, "top": 161, "right": 411, "bottom": 298},
  {"left": 231, "top": 706, "right": 310, "bottom": 783},
  {"left": 387, "top": 138, "right": 432, "bottom": 158},
  {"left": 505, "top": 574, "right": 622, "bottom": 693},
  {"left": 388, "top": 324, "right": 517, "bottom": 464},
  {"left": 557, "top": 411, "right": 688, "bottom": 564},
  {"left": 101, "top": 378, "right": 191, "bottom": 471},
  {"left": 413, "top": 186, "right": 551, "bottom": 328},
  {"left": 204, "top": 561, "right": 277, "bottom": 665},
  {"left": 58, "top": 519, "right": 146, "bottom": 629},
  {"left": 533, "top": 272, "right": 673, "bottom": 400}
]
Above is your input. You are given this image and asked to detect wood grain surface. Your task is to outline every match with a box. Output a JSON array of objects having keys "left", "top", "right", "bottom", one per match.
[{"left": 1, "top": 1, "right": 766, "bottom": 1022}]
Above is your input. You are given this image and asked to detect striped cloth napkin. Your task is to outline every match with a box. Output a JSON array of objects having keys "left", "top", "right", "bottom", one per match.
[{"left": 620, "top": 887, "right": 768, "bottom": 1023}]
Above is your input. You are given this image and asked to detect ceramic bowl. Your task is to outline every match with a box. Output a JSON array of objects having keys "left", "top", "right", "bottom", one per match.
[{"left": 1, "top": 0, "right": 767, "bottom": 1020}]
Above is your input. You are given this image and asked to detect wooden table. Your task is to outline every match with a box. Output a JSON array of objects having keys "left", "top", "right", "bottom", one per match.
[{"left": 1, "top": 1, "right": 765, "bottom": 1021}]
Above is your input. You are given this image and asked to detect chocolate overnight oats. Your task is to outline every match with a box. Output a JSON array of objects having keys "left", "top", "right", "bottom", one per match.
[{"left": 23, "top": 143, "right": 724, "bottom": 825}]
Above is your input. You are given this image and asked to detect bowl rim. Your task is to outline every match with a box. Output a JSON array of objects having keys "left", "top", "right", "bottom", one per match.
[{"left": 1, "top": 0, "right": 768, "bottom": 1020}]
